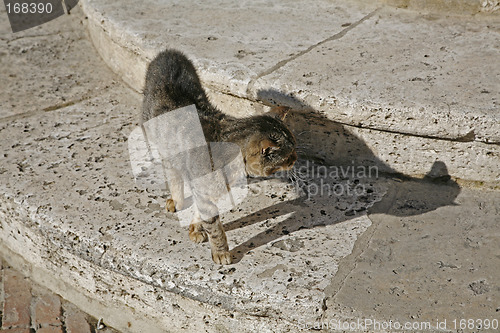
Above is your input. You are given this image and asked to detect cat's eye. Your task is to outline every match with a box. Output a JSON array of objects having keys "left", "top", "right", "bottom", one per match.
[{"left": 262, "top": 146, "right": 277, "bottom": 157}]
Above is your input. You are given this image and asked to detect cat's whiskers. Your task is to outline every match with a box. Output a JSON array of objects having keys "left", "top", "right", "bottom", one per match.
[
  {"left": 286, "top": 167, "right": 309, "bottom": 195},
  {"left": 295, "top": 151, "right": 310, "bottom": 159},
  {"left": 296, "top": 130, "right": 311, "bottom": 137},
  {"left": 295, "top": 145, "right": 312, "bottom": 154}
]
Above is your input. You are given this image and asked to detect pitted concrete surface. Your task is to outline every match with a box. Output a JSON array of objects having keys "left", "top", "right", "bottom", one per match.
[
  {"left": 79, "top": 0, "right": 379, "bottom": 97},
  {"left": 0, "top": 9, "right": 119, "bottom": 120},
  {"left": 1, "top": 3, "right": 499, "bottom": 333},
  {"left": 325, "top": 185, "right": 500, "bottom": 330},
  {"left": 79, "top": 0, "right": 500, "bottom": 183},
  {"left": 253, "top": 8, "right": 500, "bottom": 143}
]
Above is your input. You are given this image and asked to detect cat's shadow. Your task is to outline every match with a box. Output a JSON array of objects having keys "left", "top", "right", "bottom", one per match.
[{"left": 225, "top": 89, "right": 461, "bottom": 263}]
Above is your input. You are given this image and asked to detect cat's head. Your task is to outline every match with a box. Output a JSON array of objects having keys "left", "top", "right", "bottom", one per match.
[{"left": 242, "top": 115, "right": 297, "bottom": 177}]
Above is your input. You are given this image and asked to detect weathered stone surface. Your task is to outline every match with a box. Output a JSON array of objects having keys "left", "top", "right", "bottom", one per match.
[
  {"left": 325, "top": 183, "right": 500, "bottom": 332},
  {"left": 0, "top": 5, "right": 118, "bottom": 120},
  {"left": 283, "top": 111, "right": 500, "bottom": 185},
  {"left": 0, "top": 16, "right": 388, "bottom": 326},
  {"left": 252, "top": 6, "right": 500, "bottom": 143},
  {"left": 80, "top": 0, "right": 379, "bottom": 96},
  {"left": 384, "top": 0, "right": 500, "bottom": 14}
]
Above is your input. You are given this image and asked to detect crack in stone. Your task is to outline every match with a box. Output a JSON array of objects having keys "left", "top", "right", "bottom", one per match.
[
  {"left": 5, "top": 31, "right": 78, "bottom": 44},
  {"left": 42, "top": 96, "right": 93, "bottom": 112},
  {"left": 318, "top": 213, "right": 382, "bottom": 322},
  {"left": 246, "top": 8, "right": 381, "bottom": 97},
  {"left": 332, "top": 119, "right": 494, "bottom": 144},
  {"left": 320, "top": 184, "right": 399, "bottom": 315},
  {"left": 0, "top": 94, "right": 102, "bottom": 124}
]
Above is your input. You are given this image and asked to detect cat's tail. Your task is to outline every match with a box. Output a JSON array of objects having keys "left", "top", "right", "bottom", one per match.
[{"left": 142, "top": 49, "right": 213, "bottom": 122}]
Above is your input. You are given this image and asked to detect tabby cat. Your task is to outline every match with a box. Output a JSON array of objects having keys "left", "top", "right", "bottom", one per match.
[{"left": 142, "top": 49, "right": 297, "bottom": 264}]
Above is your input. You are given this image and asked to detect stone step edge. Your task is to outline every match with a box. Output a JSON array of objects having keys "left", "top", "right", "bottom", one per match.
[
  {"left": 79, "top": 1, "right": 499, "bottom": 145},
  {"left": 79, "top": 2, "right": 500, "bottom": 185}
]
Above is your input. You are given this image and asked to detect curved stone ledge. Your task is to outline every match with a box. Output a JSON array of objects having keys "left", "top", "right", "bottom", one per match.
[{"left": 0, "top": 198, "right": 292, "bottom": 333}]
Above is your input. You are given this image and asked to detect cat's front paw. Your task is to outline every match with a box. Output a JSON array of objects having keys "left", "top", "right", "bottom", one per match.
[{"left": 212, "top": 250, "right": 232, "bottom": 265}]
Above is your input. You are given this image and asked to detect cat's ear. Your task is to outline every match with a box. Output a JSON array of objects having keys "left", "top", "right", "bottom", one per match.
[
  {"left": 268, "top": 106, "right": 290, "bottom": 121},
  {"left": 261, "top": 139, "right": 278, "bottom": 156}
]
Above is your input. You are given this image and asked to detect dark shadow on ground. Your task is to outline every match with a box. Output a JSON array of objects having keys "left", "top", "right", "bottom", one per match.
[{"left": 226, "top": 89, "right": 460, "bottom": 263}]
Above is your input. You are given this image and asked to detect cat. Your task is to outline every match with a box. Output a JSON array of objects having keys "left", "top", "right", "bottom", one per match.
[{"left": 141, "top": 49, "right": 297, "bottom": 264}]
